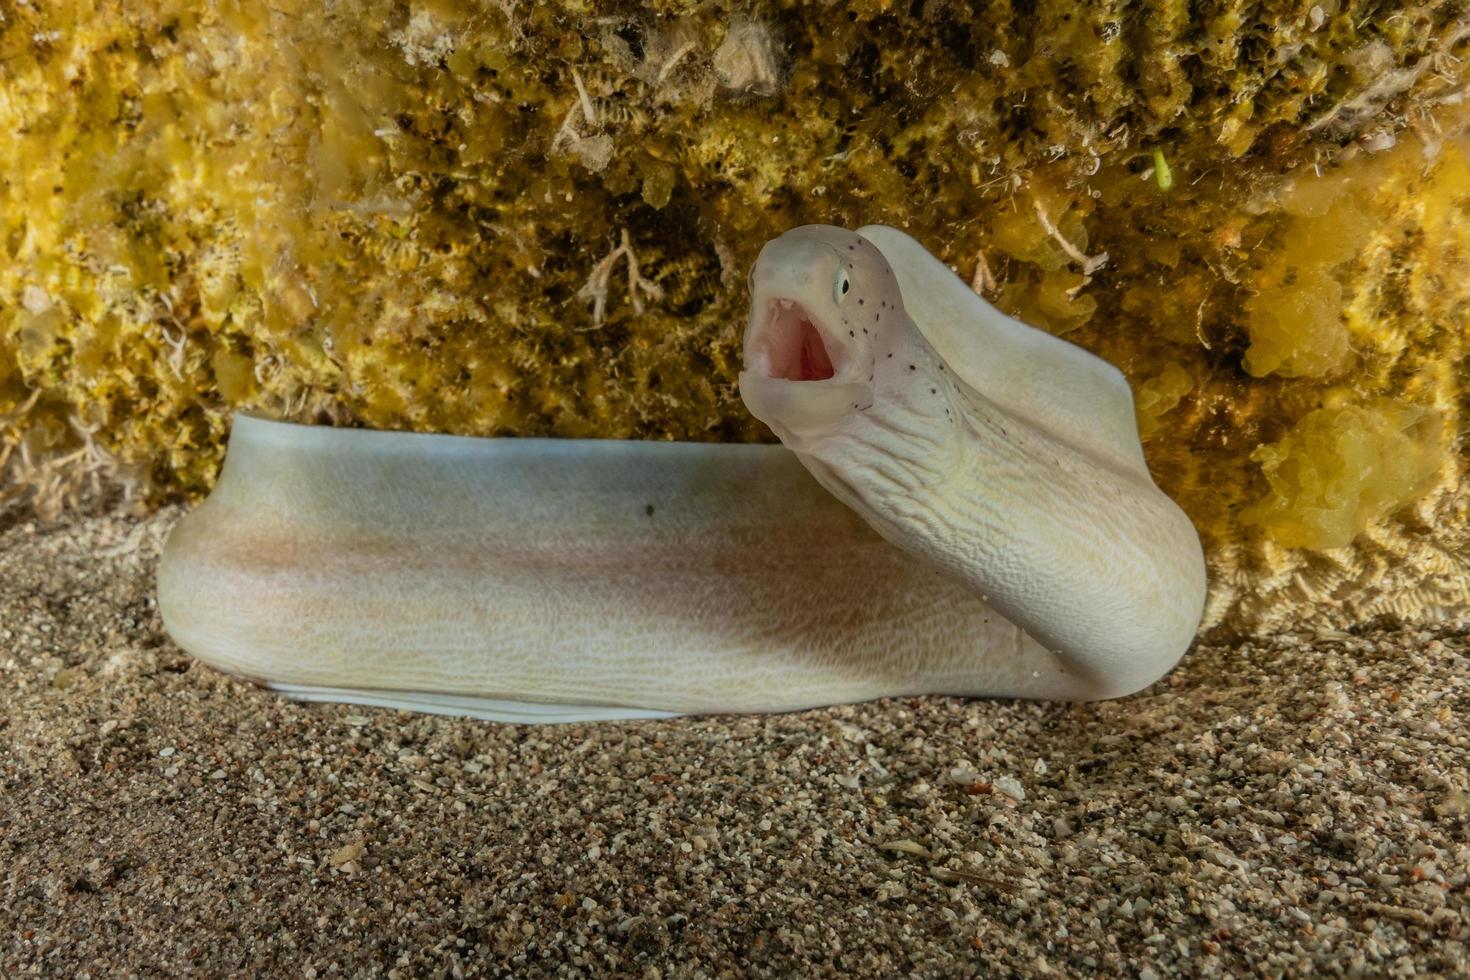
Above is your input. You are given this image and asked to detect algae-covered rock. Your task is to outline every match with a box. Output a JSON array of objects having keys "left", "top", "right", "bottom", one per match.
[{"left": 1, "top": 1, "right": 1468, "bottom": 633}]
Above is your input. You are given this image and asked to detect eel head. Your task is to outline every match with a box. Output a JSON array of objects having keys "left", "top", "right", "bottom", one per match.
[{"left": 738, "top": 225, "right": 928, "bottom": 452}]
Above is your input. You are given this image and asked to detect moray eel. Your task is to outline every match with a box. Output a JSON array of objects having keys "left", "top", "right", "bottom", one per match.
[
  {"left": 156, "top": 226, "right": 1205, "bottom": 723},
  {"left": 740, "top": 225, "right": 1206, "bottom": 697}
]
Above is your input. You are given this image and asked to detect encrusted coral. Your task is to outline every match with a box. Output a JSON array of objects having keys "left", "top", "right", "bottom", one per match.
[{"left": 2, "top": 0, "right": 1468, "bottom": 633}]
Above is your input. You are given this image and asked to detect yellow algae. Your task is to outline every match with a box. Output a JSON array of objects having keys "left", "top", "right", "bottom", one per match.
[
  {"left": 994, "top": 269, "right": 1098, "bottom": 337},
  {"left": 1135, "top": 363, "right": 1194, "bottom": 440},
  {"left": 1121, "top": 271, "right": 1213, "bottom": 347},
  {"left": 1241, "top": 399, "right": 1448, "bottom": 551},
  {"left": 1243, "top": 270, "right": 1351, "bottom": 379},
  {"left": 210, "top": 349, "right": 257, "bottom": 404},
  {"left": 1241, "top": 170, "right": 1383, "bottom": 379}
]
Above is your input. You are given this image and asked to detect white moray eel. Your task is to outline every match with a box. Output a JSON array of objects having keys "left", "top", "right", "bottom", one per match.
[
  {"left": 741, "top": 225, "right": 1207, "bottom": 701},
  {"left": 157, "top": 225, "right": 1206, "bottom": 723}
]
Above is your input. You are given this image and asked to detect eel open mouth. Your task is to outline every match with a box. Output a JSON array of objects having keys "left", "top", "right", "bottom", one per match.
[
  {"left": 739, "top": 296, "right": 870, "bottom": 444},
  {"left": 749, "top": 298, "right": 838, "bottom": 381}
]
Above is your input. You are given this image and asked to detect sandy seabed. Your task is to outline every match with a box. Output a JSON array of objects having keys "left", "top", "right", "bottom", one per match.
[{"left": 1, "top": 510, "right": 1467, "bottom": 977}]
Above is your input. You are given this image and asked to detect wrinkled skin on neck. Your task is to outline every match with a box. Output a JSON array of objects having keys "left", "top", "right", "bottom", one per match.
[{"left": 738, "top": 225, "right": 958, "bottom": 529}]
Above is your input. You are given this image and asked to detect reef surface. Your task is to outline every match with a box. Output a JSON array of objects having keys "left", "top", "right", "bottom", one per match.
[{"left": 2, "top": 1, "right": 1468, "bottom": 632}]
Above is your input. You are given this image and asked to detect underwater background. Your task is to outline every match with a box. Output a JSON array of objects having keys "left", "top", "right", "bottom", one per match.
[
  {"left": 2, "top": 0, "right": 1468, "bottom": 633},
  {"left": 5, "top": 5, "right": 1470, "bottom": 977}
]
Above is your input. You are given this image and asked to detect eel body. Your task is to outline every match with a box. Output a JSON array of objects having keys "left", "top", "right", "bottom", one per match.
[
  {"left": 158, "top": 415, "right": 1106, "bottom": 722},
  {"left": 158, "top": 224, "right": 1206, "bottom": 722}
]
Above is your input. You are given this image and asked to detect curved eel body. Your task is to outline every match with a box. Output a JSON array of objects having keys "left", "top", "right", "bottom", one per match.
[
  {"left": 739, "top": 225, "right": 1207, "bottom": 698},
  {"left": 158, "top": 224, "right": 1206, "bottom": 723},
  {"left": 158, "top": 415, "right": 1105, "bottom": 721}
]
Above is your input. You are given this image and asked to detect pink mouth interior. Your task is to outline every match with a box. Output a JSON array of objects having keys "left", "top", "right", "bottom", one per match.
[{"left": 756, "top": 300, "right": 836, "bottom": 381}]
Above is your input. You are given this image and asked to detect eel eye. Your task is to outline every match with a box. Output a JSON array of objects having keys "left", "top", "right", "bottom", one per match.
[{"left": 835, "top": 268, "right": 851, "bottom": 304}]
